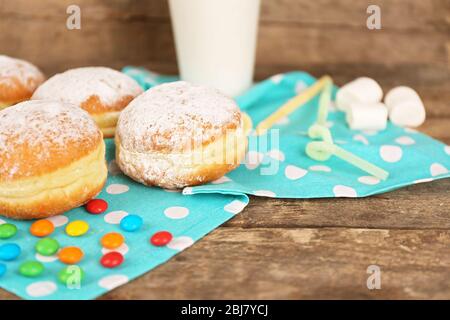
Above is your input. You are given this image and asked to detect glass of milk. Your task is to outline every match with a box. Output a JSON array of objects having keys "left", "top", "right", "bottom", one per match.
[{"left": 168, "top": 0, "right": 261, "bottom": 97}]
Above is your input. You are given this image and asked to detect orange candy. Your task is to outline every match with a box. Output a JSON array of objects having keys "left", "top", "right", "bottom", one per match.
[
  {"left": 101, "top": 232, "right": 124, "bottom": 249},
  {"left": 29, "top": 219, "right": 55, "bottom": 237},
  {"left": 58, "top": 247, "right": 84, "bottom": 264}
]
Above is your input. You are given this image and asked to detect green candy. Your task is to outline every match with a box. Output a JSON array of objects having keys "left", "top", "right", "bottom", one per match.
[
  {"left": 35, "top": 238, "right": 60, "bottom": 256},
  {"left": 19, "top": 261, "right": 44, "bottom": 277},
  {"left": 0, "top": 223, "right": 17, "bottom": 239},
  {"left": 58, "top": 266, "right": 85, "bottom": 286}
]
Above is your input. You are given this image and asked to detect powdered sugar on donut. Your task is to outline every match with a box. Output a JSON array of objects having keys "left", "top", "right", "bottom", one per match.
[
  {"left": 117, "top": 81, "right": 241, "bottom": 153},
  {"left": 32, "top": 67, "right": 143, "bottom": 107},
  {"left": 0, "top": 55, "right": 44, "bottom": 87},
  {"left": 0, "top": 100, "right": 101, "bottom": 179}
]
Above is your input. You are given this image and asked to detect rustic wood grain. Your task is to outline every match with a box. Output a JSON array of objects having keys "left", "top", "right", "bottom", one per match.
[
  {"left": 261, "top": 0, "right": 450, "bottom": 31},
  {"left": 255, "top": 28, "right": 448, "bottom": 79},
  {"left": 227, "top": 179, "right": 450, "bottom": 230},
  {"left": 1, "top": 0, "right": 448, "bottom": 88},
  {"left": 0, "top": 18, "right": 177, "bottom": 71},
  {"left": 1, "top": 19, "right": 447, "bottom": 74},
  {"left": 3, "top": 0, "right": 449, "bottom": 31},
  {"left": 419, "top": 118, "right": 450, "bottom": 143},
  {"left": 69, "top": 227, "right": 450, "bottom": 299}
]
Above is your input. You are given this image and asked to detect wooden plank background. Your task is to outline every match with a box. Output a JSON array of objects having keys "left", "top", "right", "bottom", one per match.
[
  {"left": 1, "top": 0, "right": 448, "bottom": 141},
  {"left": 1, "top": 0, "right": 448, "bottom": 81}
]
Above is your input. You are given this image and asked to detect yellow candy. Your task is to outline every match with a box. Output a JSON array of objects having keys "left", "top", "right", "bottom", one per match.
[{"left": 65, "top": 220, "right": 89, "bottom": 237}]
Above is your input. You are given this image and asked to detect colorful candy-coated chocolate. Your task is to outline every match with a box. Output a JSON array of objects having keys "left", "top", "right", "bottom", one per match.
[
  {"left": 58, "top": 265, "right": 85, "bottom": 285},
  {"left": 58, "top": 247, "right": 84, "bottom": 265},
  {"left": 101, "top": 232, "right": 124, "bottom": 249},
  {"left": 0, "top": 263, "right": 6, "bottom": 277},
  {"left": 19, "top": 261, "right": 44, "bottom": 277},
  {"left": 65, "top": 220, "right": 90, "bottom": 237},
  {"left": 35, "top": 238, "right": 60, "bottom": 256},
  {"left": 0, "top": 223, "right": 17, "bottom": 239},
  {"left": 120, "top": 214, "right": 143, "bottom": 232},
  {"left": 0, "top": 243, "right": 21, "bottom": 261},
  {"left": 30, "top": 219, "right": 54, "bottom": 237},
  {"left": 100, "top": 251, "right": 124, "bottom": 268},
  {"left": 85, "top": 199, "right": 108, "bottom": 215},
  {"left": 150, "top": 231, "right": 173, "bottom": 246}
]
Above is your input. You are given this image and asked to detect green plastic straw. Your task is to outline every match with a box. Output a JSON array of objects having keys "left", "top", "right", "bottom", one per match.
[
  {"left": 305, "top": 76, "right": 390, "bottom": 181},
  {"left": 308, "top": 124, "right": 333, "bottom": 143},
  {"left": 306, "top": 141, "right": 389, "bottom": 180},
  {"left": 332, "top": 143, "right": 389, "bottom": 180},
  {"left": 317, "top": 79, "right": 333, "bottom": 126}
]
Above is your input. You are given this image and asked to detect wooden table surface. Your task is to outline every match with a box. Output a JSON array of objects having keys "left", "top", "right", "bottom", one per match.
[{"left": 1, "top": 85, "right": 449, "bottom": 300}]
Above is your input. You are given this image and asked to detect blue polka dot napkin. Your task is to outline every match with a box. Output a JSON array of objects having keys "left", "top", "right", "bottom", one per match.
[{"left": 123, "top": 68, "right": 450, "bottom": 199}]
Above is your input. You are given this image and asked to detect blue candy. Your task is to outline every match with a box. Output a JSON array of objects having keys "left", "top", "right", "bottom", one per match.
[
  {"left": 0, "top": 263, "right": 6, "bottom": 277},
  {"left": 120, "top": 214, "right": 143, "bottom": 232},
  {"left": 0, "top": 243, "right": 21, "bottom": 261}
]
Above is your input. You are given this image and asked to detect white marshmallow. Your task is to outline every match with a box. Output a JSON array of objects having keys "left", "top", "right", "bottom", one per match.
[
  {"left": 346, "top": 102, "right": 388, "bottom": 131},
  {"left": 384, "top": 86, "right": 426, "bottom": 128},
  {"left": 336, "top": 77, "right": 383, "bottom": 111}
]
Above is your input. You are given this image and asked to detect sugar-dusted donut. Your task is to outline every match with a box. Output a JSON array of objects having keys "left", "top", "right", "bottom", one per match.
[
  {"left": 0, "top": 55, "right": 45, "bottom": 109},
  {"left": 31, "top": 67, "right": 143, "bottom": 138},
  {"left": 0, "top": 100, "right": 107, "bottom": 220},
  {"left": 115, "top": 81, "right": 251, "bottom": 189}
]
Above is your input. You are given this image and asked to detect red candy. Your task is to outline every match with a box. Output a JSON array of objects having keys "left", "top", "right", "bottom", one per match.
[
  {"left": 150, "top": 231, "right": 173, "bottom": 246},
  {"left": 100, "top": 252, "right": 123, "bottom": 268},
  {"left": 85, "top": 199, "right": 108, "bottom": 215}
]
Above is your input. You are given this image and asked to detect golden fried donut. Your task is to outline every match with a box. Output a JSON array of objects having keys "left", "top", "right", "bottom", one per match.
[
  {"left": 115, "top": 81, "right": 250, "bottom": 189},
  {"left": 0, "top": 55, "right": 45, "bottom": 109},
  {"left": 31, "top": 67, "right": 143, "bottom": 138},
  {"left": 0, "top": 100, "right": 107, "bottom": 220}
]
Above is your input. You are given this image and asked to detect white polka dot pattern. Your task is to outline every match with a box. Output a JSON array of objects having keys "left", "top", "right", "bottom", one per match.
[
  {"left": 271, "top": 74, "right": 283, "bottom": 84},
  {"left": 167, "top": 236, "right": 194, "bottom": 251},
  {"left": 358, "top": 176, "right": 380, "bottom": 185},
  {"left": 106, "top": 184, "right": 130, "bottom": 195},
  {"left": 224, "top": 200, "right": 247, "bottom": 214},
  {"left": 380, "top": 145, "right": 403, "bottom": 163},
  {"left": 98, "top": 275, "right": 129, "bottom": 290},
  {"left": 353, "top": 134, "right": 369, "bottom": 145},
  {"left": 104, "top": 211, "right": 129, "bottom": 224},
  {"left": 285, "top": 165, "right": 308, "bottom": 180},
  {"left": 164, "top": 206, "right": 190, "bottom": 219},
  {"left": 395, "top": 136, "right": 415, "bottom": 145},
  {"left": 333, "top": 185, "right": 357, "bottom": 197},
  {"left": 26, "top": 281, "right": 57, "bottom": 297},
  {"left": 430, "top": 163, "right": 448, "bottom": 177},
  {"left": 45, "top": 215, "right": 69, "bottom": 227},
  {"left": 102, "top": 243, "right": 129, "bottom": 256},
  {"left": 253, "top": 190, "right": 277, "bottom": 197},
  {"left": 309, "top": 165, "right": 331, "bottom": 172},
  {"left": 445, "top": 146, "right": 450, "bottom": 155},
  {"left": 267, "top": 149, "right": 285, "bottom": 161},
  {"left": 35, "top": 253, "right": 59, "bottom": 263}
]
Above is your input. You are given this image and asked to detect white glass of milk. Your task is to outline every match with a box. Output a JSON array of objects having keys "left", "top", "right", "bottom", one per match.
[{"left": 169, "top": 0, "right": 261, "bottom": 97}]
